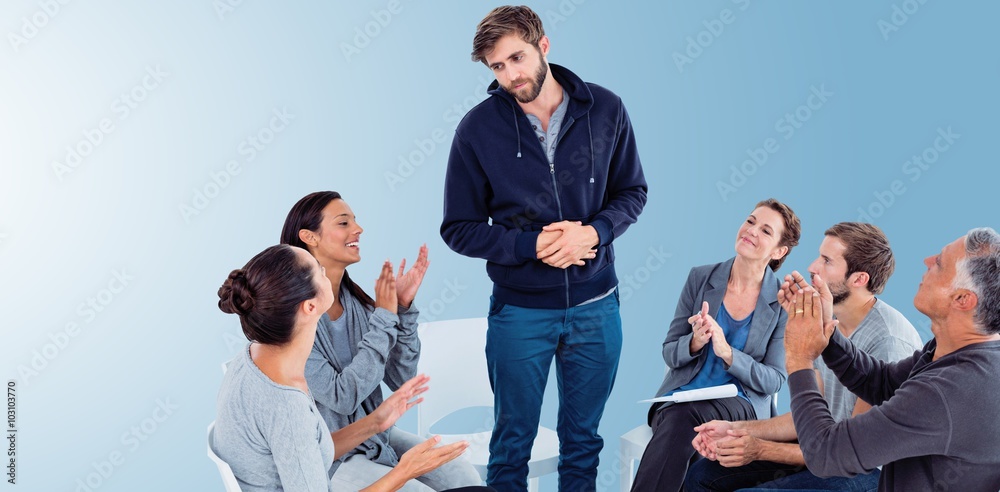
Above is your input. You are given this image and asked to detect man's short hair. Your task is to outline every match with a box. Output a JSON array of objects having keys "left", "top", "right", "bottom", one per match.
[
  {"left": 824, "top": 222, "right": 894, "bottom": 294},
  {"left": 953, "top": 227, "right": 1000, "bottom": 334},
  {"left": 471, "top": 5, "right": 545, "bottom": 64}
]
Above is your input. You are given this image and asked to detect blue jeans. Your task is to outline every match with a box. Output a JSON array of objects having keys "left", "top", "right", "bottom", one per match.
[
  {"left": 485, "top": 291, "right": 622, "bottom": 492},
  {"left": 684, "top": 457, "right": 880, "bottom": 491}
]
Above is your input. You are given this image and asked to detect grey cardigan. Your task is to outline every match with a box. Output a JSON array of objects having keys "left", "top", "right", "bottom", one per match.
[
  {"left": 304, "top": 284, "right": 420, "bottom": 475},
  {"left": 651, "top": 258, "right": 787, "bottom": 422}
]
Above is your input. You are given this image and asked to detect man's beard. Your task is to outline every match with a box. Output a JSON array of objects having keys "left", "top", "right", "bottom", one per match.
[
  {"left": 506, "top": 58, "right": 548, "bottom": 103},
  {"left": 829, "top": 279, "right": 850, "bottom": 305}
]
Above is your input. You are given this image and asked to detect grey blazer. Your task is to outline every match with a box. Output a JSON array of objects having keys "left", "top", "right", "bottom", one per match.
[{"left": 650, "top": 257, "right": 787, "bottom": 423}]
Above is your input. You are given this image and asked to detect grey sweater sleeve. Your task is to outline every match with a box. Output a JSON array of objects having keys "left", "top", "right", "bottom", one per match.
[
  {"left": 306, "top": 308, "right": 400, "bottom": 415},
  {"left": 789, "top": 366, "right": 951, "bottom": 478},
  {"left": 384, "top": 303, "right": 420, "bottom": 391},
  {"left": 790, "top": 332, "right": 953, "bottom": 477}
]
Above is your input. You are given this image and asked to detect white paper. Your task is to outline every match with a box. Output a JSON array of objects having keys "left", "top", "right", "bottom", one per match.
[{"left": 638, "top": 384, "right": 737, "bottom": 404}]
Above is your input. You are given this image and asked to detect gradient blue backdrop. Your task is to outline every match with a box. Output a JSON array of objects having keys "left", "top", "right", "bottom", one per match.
[{"left": 1, "top": 1, "right": 995, "bottom": 491}]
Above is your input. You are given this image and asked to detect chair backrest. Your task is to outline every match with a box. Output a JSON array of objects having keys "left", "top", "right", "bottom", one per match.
[
  {"left": 416, "top": 318, "right": 494, "bottom": 437},
  {"left": 207, "top": 422, "right": 242, "bottom": 492}
]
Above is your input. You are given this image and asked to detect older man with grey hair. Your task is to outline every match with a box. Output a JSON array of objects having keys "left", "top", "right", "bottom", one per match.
[{"left": 779, "top": 227, "right": 1000, "bottom": 491}]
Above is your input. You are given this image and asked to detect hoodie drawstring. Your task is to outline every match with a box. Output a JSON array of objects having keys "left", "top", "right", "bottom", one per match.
[
  {"left": 587, "top": 113, "right": 595, "bottom": 183},
  {"left": 512, "top": 104, "right": 522, "bottom": 158}
]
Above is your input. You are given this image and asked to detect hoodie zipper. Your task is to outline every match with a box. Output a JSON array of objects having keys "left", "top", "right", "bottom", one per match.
[
  {"left": 545, "top": 117, "right": 576, "bottom": 308},
  {"left": 509, "top": 96, "right": 580, "bottom": 309},
  {"left": 547, "top": 157, "right": 571, "bottom": 308}
]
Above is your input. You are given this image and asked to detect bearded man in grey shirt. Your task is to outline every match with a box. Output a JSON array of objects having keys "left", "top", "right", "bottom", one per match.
[{"left": 687, "top": 223, "right": 922, "bottom": 490}]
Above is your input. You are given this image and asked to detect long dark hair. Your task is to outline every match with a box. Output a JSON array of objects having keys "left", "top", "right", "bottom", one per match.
[
  {"left": 279, "top": 191, "right": 376, "bottom": 309},
  {"left": 218, "top": 245, "right": 317, "bottom": 345}
]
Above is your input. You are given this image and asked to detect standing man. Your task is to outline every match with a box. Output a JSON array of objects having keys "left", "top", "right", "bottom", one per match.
[
  {"left": 780, "top": 227, "right": 1000, "bottom": 490},
  {"left": 440, "top": 6, "right": 647, "bottom": 491},
  {"left": 685, "top": 222, "right": 923, "bottom": 490}
]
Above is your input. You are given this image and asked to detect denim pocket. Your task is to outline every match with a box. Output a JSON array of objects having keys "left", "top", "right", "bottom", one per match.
[{"left": 488, "top": 296, "right": 506, "bottom": 317}]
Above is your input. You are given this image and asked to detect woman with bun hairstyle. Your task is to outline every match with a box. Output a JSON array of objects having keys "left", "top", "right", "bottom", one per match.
[
  {"left": 630, "top": 198, "right": 801, "bottom": 491},
  {"left": 213, "top": 244, "right": 492, "bottom": 492},
  {"left": 280, "top": 192, "right": 481, "bottom": 491}
]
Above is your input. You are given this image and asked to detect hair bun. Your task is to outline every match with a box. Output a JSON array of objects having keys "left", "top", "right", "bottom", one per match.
[{"left": 218, "top": 269, "right": 255, "bottom": 315}]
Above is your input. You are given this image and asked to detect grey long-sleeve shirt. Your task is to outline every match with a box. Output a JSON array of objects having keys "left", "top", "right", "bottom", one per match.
[
  {"left": 213, "top": 344, "right": 335, "bottom": 492},
  {"left": 305, "top": 284, "right": 420, "bottom": 474},
  {"left": 790, "top": 330, "right": 1000, "bottom": 491}
]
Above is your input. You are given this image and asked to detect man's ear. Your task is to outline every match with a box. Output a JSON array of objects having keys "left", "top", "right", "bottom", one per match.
[
  {"left": 538, "top": 35, "right": 550, "bottom": 57},
  {"left": 953, "top": 289, "right": 979, "bottom": 313},
  {"left": 849, "top": 271, "right": 870, "bottom": 290}
]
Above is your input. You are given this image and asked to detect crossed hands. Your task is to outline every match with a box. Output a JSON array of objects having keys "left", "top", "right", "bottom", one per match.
[
  {"left": 535, "top": 221, "right": 598, "bottom": 269},
  {"left": 692, "top": 420, "right": 762, "bottom": 467},
  {"left": 688, "top": 301, "right": 734, "bottom": 364},
  {"left": 374, "top": 244, "right": 431, "bottom": 313},
  {"left": 777, "top": 271, "right": 838, "bottom": 372}
]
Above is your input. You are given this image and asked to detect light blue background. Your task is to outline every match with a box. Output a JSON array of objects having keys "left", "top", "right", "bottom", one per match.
[{"left": 1, "top": 1, "right": 995, "bottom": 491}]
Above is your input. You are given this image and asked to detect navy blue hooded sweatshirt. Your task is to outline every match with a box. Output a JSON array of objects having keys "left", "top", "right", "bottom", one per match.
[{"left": 441, "top": 64, "right": 647, "bottom": 309}]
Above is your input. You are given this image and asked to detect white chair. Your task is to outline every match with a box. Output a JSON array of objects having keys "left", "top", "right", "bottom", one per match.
[
  {"left": 619, "top": 423, "right": 652, "bottom": 492},
  {"left": 619, "top": 393, "right": 778, "bottom": 492},
  {"left": 417, "top": 318, "right": 559, "bottom": 492},
  {"left": 207, "top": 422, "right": 242, "bottom": 492}
]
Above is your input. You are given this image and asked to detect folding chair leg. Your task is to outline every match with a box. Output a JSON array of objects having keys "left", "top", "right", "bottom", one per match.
[
  {"left": 626, "top": 457, "right": 640, "bottom": 492},
  {"left": 528, "top": 476, "right": 540, "bottom": 492}
]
